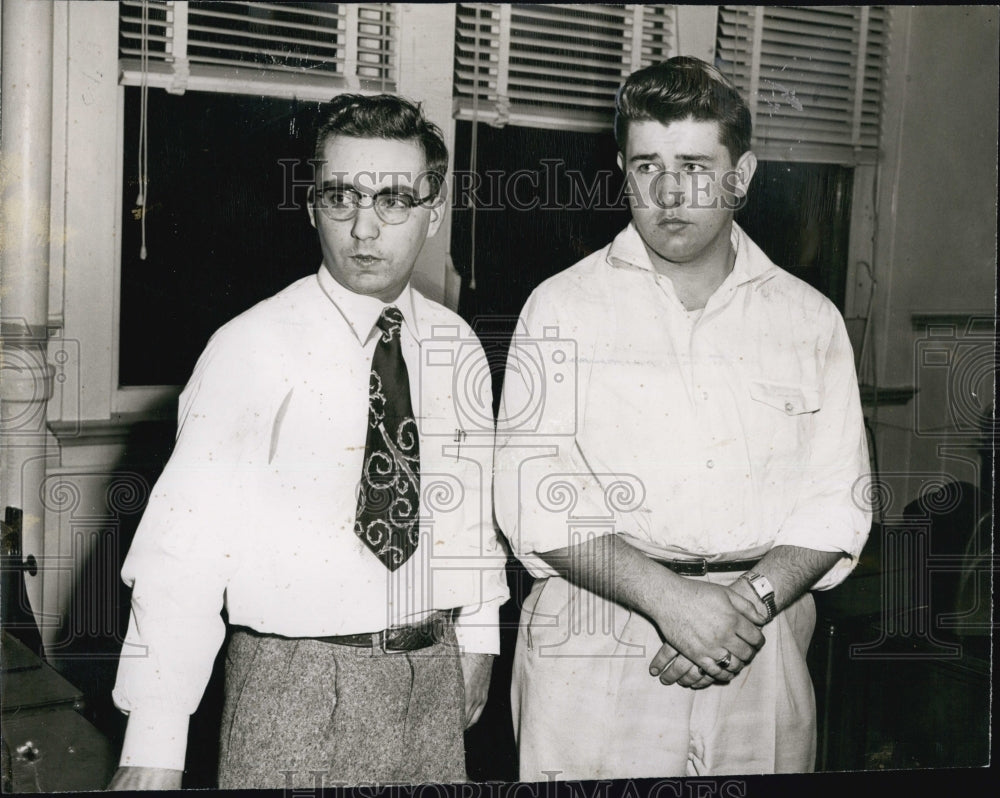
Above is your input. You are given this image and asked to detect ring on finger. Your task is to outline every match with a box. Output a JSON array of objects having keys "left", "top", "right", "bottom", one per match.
[{"left": 716, "top": 651, "right": 733, "bottom": 670}]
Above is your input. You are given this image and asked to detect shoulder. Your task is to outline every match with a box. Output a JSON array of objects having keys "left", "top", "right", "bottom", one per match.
[
  {"left": 410, "top": 288, "right": 477, "bottom": 338},
  {"left": 756, "top": 267, "right": 844, "bottom": 333},
  {"left": 183, "top": 274, "right": 320, "bottom": 390},
  {"left": 203, "top": 274, "right": 321, "bottom": 353},
  {"left": 737, "top": 230, "right": 844, "bottom": 334},
  {"left": 518, "top": 243, "right": 614, "bottom": 326},
  {"left": 536, "top": 243, "right": 611, "bottom": 299}
]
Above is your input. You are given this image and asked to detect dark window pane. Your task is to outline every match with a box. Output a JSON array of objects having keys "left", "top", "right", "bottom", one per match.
[
  {"left": 736, "top": 161, "right": 853, "bottom": 310},
  {"left": 120, "top": 88, "right": 326, "bottom": 386}
]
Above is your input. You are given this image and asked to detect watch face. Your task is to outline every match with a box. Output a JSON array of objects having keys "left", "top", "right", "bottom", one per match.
[{"left": 749, "top": 573, "right": 774, "bottom": 597}]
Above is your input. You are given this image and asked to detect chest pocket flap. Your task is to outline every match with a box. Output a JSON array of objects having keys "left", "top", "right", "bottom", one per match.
[{"left": 749, "top": 380, "right": 821, "bottom": 415}]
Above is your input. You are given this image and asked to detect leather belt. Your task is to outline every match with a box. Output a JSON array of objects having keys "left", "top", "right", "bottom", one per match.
[
  {"left": 313, "top": 611, "right": 449, "bottom": 653},
  {"left": 654, "top": 557, "right": 761, "bottom": 577}
]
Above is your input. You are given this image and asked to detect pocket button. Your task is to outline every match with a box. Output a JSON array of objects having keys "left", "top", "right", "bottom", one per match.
[{"left": 784, "top": 401, "right": 794, "bottom": 413}]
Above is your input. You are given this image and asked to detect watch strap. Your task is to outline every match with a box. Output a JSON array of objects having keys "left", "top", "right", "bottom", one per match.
[{"left": 741, "top": 571, "right": 777, "bottom": 623}]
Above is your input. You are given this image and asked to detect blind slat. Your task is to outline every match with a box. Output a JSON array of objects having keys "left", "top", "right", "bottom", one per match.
[
  {"left": 454, "top": 3, "right": 675, "bottom": 129},
  {"left": 119, "top": 2, "right": 396, "bottom": 93},
  {"left": 716, "top": 5, "right": 887, "bottom": 162},
  {"left": 186, "top": 25, "right": 343, "bottom": 52},
  {"left": 510, "top": 5, "right": 630, "bottom": 27},
  {"left": 186, "top": 6, "right": 345, "bottom": 34}
]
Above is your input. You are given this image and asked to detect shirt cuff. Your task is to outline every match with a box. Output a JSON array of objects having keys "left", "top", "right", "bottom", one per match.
[
  {"left": 452, "top": 599, "right": 502, "bottom": 654},
  {"left": 119, "top": 707, "right": 190, "bottom": 771}
]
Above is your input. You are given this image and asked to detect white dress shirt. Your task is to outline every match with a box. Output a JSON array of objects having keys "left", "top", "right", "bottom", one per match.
[
  {"left": 495, "top": 222, "right": 871, "bottom": 586},
  {"left": 113, "top": 267, "right": 509, "bottom": 770}
]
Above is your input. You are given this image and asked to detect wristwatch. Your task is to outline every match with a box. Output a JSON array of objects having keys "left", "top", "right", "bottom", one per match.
[{"left": 741, "top": 571, "right": 777, "bottom": 623}]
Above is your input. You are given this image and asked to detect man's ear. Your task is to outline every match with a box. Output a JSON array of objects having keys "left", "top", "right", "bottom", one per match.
[
  {"left": 732, "top": 151, "right": 758, "bottom": 198},
  {"left": 425, "top": 195, "right": 446, "bottom": 238},
  {"left": 306, "top": 185, "right": 317, "bottom": 229}
]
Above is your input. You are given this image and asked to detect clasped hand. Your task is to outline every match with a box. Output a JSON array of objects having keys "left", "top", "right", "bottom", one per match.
[{"left": 647, "top": 579, "right": 767, "bottom": 690}]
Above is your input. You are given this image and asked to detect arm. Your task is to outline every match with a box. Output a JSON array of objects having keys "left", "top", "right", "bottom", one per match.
[
  {"left": 107, "top": 767, "right": 182, "bottom": 791},
  {"left": 652, "top": 307, "right": 870, "bottom": 684},
  {"left": 458, "top": 653, "right": 495, "bottom": 729},
  {"left": 649, "top": 545, "right": 842, "bottom": 683},
  {"left": 111, "top": 332, "right": 261, "bottom": 778},
  {"left": 728, "top": 545, "right": 844, "bottom": 614},
  {"left": 453, "top": 598, "right": 505, "bottom": 730},
  {"left": 769, "top": 305, "right": 872, "bottom": 590},
  {"left": 494, "top": 290, "right": 655, "bottom": 574},
  {"left": 446, "top": 333, "right": 508, "bottom": 730},
  {"left": 537, "top": 533, "right": 765, "bottom": 682}
]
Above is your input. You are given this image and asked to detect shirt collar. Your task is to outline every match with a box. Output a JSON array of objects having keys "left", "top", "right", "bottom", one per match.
[
  {"left": 606, "top": 221, "right": 777, "bottom": 288},
  {"left": 316, "top": 265, "right": 421, "bottom": 344}
]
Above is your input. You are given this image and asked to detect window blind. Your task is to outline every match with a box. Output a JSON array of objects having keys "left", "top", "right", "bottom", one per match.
[
  {"left": 716, "top": 5, "right": 888, "bottom": 164},
  {"left": 453, "top": 3, "right": 676, "bottom": 132},
  {"left": 119, "top": 1, "right": 397, "bottom": 100}
]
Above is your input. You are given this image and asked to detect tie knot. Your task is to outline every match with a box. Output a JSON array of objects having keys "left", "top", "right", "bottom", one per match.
[{"left": 376, "top": 306, "right": 404, "bottom": 340}]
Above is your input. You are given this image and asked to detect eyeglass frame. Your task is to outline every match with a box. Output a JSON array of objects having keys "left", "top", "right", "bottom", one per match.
[{"left": 310, "top": 180, "right": 441, "bottom": 226}]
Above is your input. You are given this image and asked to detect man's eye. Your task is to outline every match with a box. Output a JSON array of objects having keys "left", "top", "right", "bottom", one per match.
[
  {"left": 683, "top": 163, "right": 707, "bottom": 172},
  {"left": 377, "top": 193, "right": 415, "bottom": 210},
  {"left": 322, "top": 190, "right": 357, "bottom": 207},
  {"left": 636, "top": 163, "right": 661, "bottom": 174}
]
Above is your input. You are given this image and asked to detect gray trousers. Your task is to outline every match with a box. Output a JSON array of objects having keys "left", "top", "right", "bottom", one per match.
[{"left": 217, "top": 625, "right": 467, "bottom": 788}]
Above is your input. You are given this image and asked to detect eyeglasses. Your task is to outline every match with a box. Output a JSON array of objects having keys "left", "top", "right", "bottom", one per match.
[{"left": 313, "top": 186, "right": 437, "bottom": 225}]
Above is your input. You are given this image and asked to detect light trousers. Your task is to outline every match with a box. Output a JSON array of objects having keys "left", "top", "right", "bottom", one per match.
[{"left": 512, "top": 574, "right": 817, "bottom": 779}]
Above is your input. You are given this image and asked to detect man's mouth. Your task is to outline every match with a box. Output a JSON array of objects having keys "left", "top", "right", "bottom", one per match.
[{"left": 350, "top": 254, "right": 383, "bottom": 266}]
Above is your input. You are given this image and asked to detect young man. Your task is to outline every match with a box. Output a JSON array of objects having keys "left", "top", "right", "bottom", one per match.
[
  {"left": 494, "top": 57, "right": 871, "bottom": 777},
  {"left": 109, "top": 94, "right": 508, "bottom": 790}
]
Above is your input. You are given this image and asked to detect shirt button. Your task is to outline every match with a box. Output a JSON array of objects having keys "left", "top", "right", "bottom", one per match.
[
  {"left": 706, "top": 459, "right": 714, "bottom": 469},
  {"left": 784, "top": 401, "right": 794, "bottom": 413},
  {"left": 702, "top": 391, "right": 709, "bottom": 400}
]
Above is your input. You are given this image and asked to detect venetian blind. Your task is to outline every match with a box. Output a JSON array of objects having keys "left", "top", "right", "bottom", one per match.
[
  {"left": 716, "top": 5, "right": 889, "bottom": 164},
  {"left": 119, "top": 1, "right": 397, "bottom": 100},
  {"left": 453, "top": 3, "right": 676, "bottom": 132}
]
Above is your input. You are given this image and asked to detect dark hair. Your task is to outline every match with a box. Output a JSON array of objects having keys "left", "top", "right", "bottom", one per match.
[
  {"left": 313, "top": 93, "right": 448, "bottom": 198},
  {"left": 614, "top": 56, "right": 752, "bottom": 165}
]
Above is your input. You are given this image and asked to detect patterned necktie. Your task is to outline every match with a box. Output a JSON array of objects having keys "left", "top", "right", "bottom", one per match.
[{"left": 354, "top": 306, "right": 420, "bottom": 571}]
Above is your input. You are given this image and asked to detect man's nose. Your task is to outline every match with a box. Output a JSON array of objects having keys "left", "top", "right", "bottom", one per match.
[
  {"left": 351, "top": 204, "right": 381, "bottom": 240},
  {"left": 654, "top": 172, "right": 685, "bottom": 209}
]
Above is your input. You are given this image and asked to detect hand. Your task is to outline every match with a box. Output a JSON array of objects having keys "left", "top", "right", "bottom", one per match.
[
  {"left": 647, "top": 642, "right": 715, "bottom": 689},
  {"left": 726, "top": 576, "right": 770, "bottom": 625},
  {"left": 107, "top": 766, "right": 183, "bottom": 791},
  {"left": 458, "top": 652, "right": 494, "bottom": 729},
  {"left": 648, "top": 577, "right": 765, "bottom": 682}
]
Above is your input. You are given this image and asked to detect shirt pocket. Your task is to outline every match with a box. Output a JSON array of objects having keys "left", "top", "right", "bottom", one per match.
[
  {"left": 745, "top": 379, "right": 822, "bottom": 470},
  {"left": 748, "top": 379, "right": 822, "bottom": 416}
]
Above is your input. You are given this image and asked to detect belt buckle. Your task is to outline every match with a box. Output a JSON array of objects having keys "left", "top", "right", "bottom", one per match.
[
  {"left": 689, "top": 558, "right": 708, "bottom": 577},
  {"left": 372, "top": 629, "right": 389, "bottom": 654}
]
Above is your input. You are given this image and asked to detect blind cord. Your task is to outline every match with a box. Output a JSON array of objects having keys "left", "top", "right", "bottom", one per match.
[
  {"left": 137, "top": 0, "right": 150, "bottom": 260},
  {"left": 467, "top": 6, "right": 483, "bottom": 292}
]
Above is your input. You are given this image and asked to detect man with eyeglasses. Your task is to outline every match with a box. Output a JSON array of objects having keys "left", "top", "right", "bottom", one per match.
[{"left": 109, "top": 94, "right": 508, "bottom": 790}]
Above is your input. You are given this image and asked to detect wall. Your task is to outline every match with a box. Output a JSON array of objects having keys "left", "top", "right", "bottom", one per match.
[{"left": 870, "top": 5, "right": 998, "bottom": 513}]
